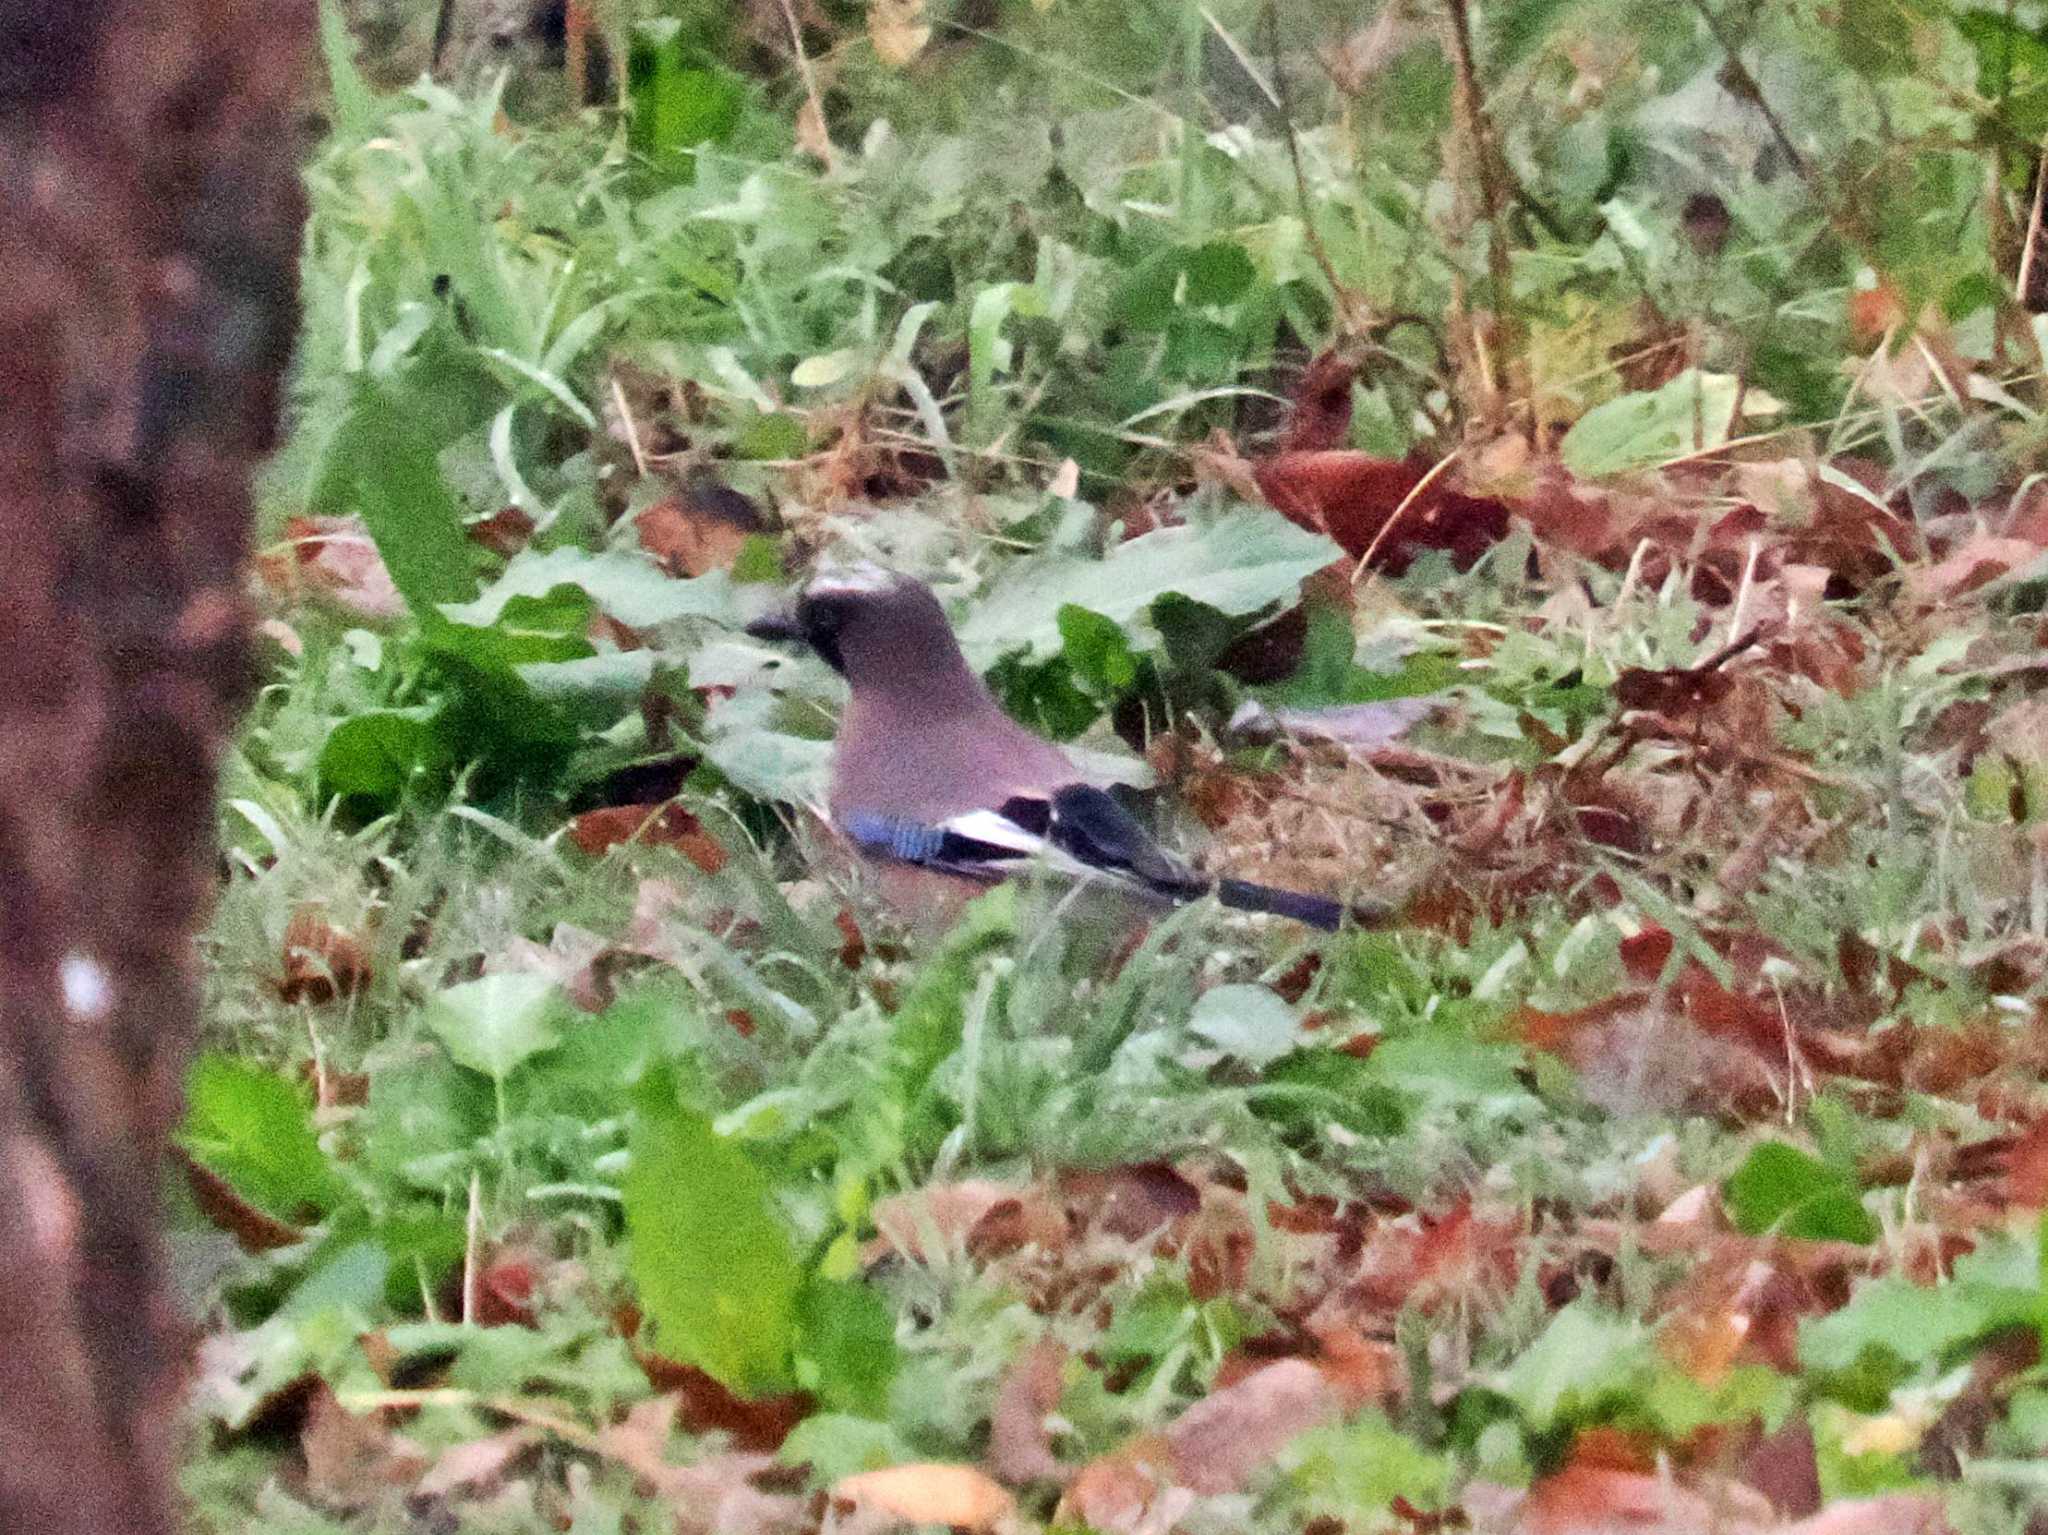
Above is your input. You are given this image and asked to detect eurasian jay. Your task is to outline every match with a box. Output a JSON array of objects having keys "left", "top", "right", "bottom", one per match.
[{"left": 746, "top": 565, "right": 1354, "bottom": 931}]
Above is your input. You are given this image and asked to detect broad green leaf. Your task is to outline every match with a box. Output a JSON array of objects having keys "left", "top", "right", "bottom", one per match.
[
  {"left": 1364, "top": 1030, "right": 1531, "bottom": 1112},
  {"left": 794, "top": 1276, "right": 899, "bottom": 1416},
  {"left": 1558, "top": 370, "right": 1740, "bottom": 478},
  {"left": 317, "top": 708, "right": 450, "bottom": 804},
  {"left": 180, "top": 1054, "right": 342, "bottom": 1220},
  {"left": 957, "top": 504, "right": 1339, "bottom": 665},
  {"left": 625, "top": 1069, "right": 801, "bottom": 1395},
  {"left": 1283, "top": 1413, "right": 1450, "bottom": 1522},
  {"left": 1800, "top": 1273, "right": 2041, "bottom": 1375},
  {"left": 335, "top": 380, "right": 480, "bottom": 614},
  {"left": 441, "top": 547, "right": 733, "bottom": 630},
  {"left": 423, "top": 973, "right": 568, "bottom": 1081},
  {"left": 1057, "top": 604, "right": 1140, "bottom": 695},
  {"left": 1187, "top": 984, "right": 1303, "bottom": 1067},
  {"left": 1725, "top": 1141, "right": 1876, "bottom": 1244},
  {"left": 1496, "top": 1303, "right": 1652, "bottom": 1428},
  {"left": 778, "top": 1415, "right": 911, "bottom": 1482},
  {"left": 1180, "top": 241, "right": 1256, "bottom": 306}
]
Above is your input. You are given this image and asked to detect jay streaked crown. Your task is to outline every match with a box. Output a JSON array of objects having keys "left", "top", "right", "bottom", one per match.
[{"left": 747, "top": 566, "right": 1361, "bottom": 931}]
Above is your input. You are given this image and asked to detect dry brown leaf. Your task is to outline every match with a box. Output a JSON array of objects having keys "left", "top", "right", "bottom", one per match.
[
  {"left": 833, "top": 1463, "right": 1013, "bottom": 1530},
  {"left": 866, "top": 1178, "right": 1065, "bottom": 1265},
  {"left": 278, "top": 905, "right": 372, "bottom": 1003},
  {"left": 1781, "top": 1493, "right": 1950, "bottom": 1535},
  {"left": 299, "top": 1383, "right": 427, "bottom": 1510},
  {"left": 1469, "top": 1464, "right": 1775, "bottom": 1535},
  {"left": 795, "top": 95, "right": 834, "bottom": 165},
  {"left": 175, "top": 1147, "right": 304, "bottom": 1253},
  {"left": 867, "top": 0, "right": 931, "bottom": 67},
  {"left": 987, "top": 1337, "right": 1066, "bottom": 1484},
  {"left": 1056, "top": 1445, "right": 1191, "bottom": 1535},
  {"left": 568, "top": 802, "right": 730, "bottom": 872},
  {"left": 265, "top": 515, "right": 406, "bottom": 622},
  {"left": 1163, "top": 1358, "right": 1340, "bottom": 1495},
  {"left": 413, "top": 1428, "right": 537, "bottom": 1500},
  {"left": 1907, "top": 532, "right": 2039, "bottom": 603},
  {"left": 636, "top": 473, "right": 765, "bottom": 577}
]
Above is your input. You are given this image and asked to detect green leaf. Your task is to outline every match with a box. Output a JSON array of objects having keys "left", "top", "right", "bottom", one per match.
[
  {"left": 1057, "top": 605, "right": 1140, "bottom": 695},
  {"left": 624, "top": 1068, "right": 801, "bottom": 1395},
  {"left": 1836, "top": 0, "right": 1914, "bottom": 78},
  {"left": 1284, "top": 1413, "right": 1450, "bottom": 1522},
  {"left": 335, "top": 380, "right": 480, "bottom": 614},
  {"left": 441, "top": 547, "right": 734, "bottom": 631},
  {"left": 1110, "top": 246, "right": 1190, "bottom": 332},
  {"left": 1187, "top": 984, "right": 1303, "bottom": 1067},
  {"left": 1558, "top": 370, "right": 1740, "bottom": 478},
  {"left": 794, "top": 1276, "right": 899, "bottom": 1416},
  {"left": 317, "top": 0, "right": 378, "bottom": 140},
  {"left": 180, "top": 1054, "right": 342, "bottom": 1220},
  {"left": 1725, "top": 1141, "right": 1876, "bottom": 1244},
  {"left": 957, "top": 504, "right": 1338, "bottom": 665},
  {"left": 778, "top": 1415, "right": 911, "bottom": 1483},
  {"left": 1180, "top": 241, "right": 1256, "bottom": 306},
  {"left": 317, "top": 708, "right": 451, "bottom": 805},
  {"left": 628, "top": 22, "right": 748, "bottom": 161},
  {"left": 1484, "top": 0, "right": 1585, "bottom": 75},
  {"left": 422, "top": 974, "right": 568, "bottom": 1082},
  {"left": 1496, "top": 1303, "right": 1653, "bottom": 1429}
]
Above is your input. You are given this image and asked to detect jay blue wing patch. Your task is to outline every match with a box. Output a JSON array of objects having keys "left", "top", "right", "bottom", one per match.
[{"left": 839, "top": 810, "right": 1034, "bottom": 881}]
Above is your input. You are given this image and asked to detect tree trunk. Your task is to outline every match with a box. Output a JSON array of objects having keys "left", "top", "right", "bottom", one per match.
[{"left": 0, "top": 4, "right": 310, "bottom": 1530}]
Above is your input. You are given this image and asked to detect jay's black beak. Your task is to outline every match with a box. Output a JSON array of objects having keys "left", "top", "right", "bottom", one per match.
[{"left": 744, "top": 608, "right": 809, "bottom": 648}]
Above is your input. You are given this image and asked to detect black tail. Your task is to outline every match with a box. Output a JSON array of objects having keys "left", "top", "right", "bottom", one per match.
[{"left": 1214, "top": 877, "right": 1353, "bottom": 931}]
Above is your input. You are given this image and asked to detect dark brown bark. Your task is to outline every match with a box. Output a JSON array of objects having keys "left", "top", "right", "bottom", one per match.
[{"left": 0, "top": 4, "right": 310, "bottom": 1530}]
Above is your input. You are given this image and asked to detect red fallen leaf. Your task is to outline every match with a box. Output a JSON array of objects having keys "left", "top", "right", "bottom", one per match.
[
  {"left": 1743, "top": 1417, "right": 1822, "bottom": 1518},
  {"left": 1510, "top": 993, "right": 1645, "bottom": 1054},
  {"left": 1303, "top": 1321, "right": 1402, "bottom": 1410},
  {"left": 1619, "top": 926, "right": 1674, "bottom": 984},
  {"left": 1056, "top": 1442, "right": 1189, "bottom": 1535},
  {"left": 278, "top": 905, "right": 373, "bottom": 1004},
  {"left": 174, "top": 1146, "right": 304, "bottom": 1253},
  {"left": 1493, "top": 1462, "right": 1774, "bottom": 1535},
  {"left": 834, "top": 907, "right": 867, "bottom": 969},
  {"left": 1564, "top": 1425, "right": 1656, "bottom": 1473},
  {"left": 1058, "top": 1161, "right": 1202, "bottom": 1240},
  {"left": 636, "top": 471, "right": 765, "bottom": 577},
  {"left": 1673, "top": 961, "right": 1783, "bottom": 1057},
  {"left": 1848, "top": 281, "right": 1907, "bottom": 342},
  {"left": 632, "top": 1353, "right": 812, "bottom": 1452},
  {"left": 1907, "top": 532, "right": 2039, "bottom": 603},
  {"left": 2001, "top": 1115, "right": 2048, "bottom": 1207},
  {"left": 473, "top": 1251, "right": 539, "bottom": 1328},
  {"left": 1281, "top": 348, "right": 1364, "bottom": 452},
  {"left": 1253, "top": 450, "right": 1512, "bottom": 574},
  {"left": 467, "top": 505, "right": 535, "bottom": 558},
  {"left": 567, "top": 802, "right": 728, "bottom": 872}
]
